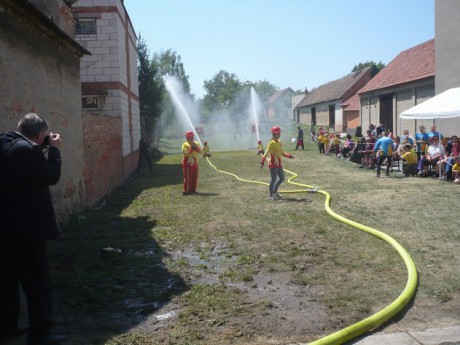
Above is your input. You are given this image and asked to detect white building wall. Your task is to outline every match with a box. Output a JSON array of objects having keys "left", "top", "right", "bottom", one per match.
[
  {"left": 75, "top": 0, "right": 140, "bottom": 153},
  {"left": 435, "top": 0, "right": 460, "bottom": 136}
]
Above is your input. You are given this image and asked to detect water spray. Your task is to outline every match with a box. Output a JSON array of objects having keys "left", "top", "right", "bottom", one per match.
[
  {"left": 250, "top": 87, "right": 261, "bottom": 141},
  {"left": 164, "top": 75, "right": 202, "bottom": 145}
]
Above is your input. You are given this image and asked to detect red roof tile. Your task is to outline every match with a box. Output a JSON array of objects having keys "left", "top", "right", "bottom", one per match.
[
  {"left": 342, "top": 92, "right": 360, "bottom": 111},
  {"left": 296, "top": 67, "right": 372, "bottom": 108},
  {"left": 359, "top": 39, "right": 435, "bottom": 94}
]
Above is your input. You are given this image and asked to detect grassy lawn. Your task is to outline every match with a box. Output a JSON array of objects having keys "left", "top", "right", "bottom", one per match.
[{"left": 7, "top": 131, "right": 459, "bottom": 345}]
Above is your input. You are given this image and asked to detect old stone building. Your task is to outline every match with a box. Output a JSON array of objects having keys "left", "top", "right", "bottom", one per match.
[
  {"left": 0, "top": 0, "right": 140, "bottom": 223},
  {"left": 0, "top": 0, "right": 89, "bottom": 223},
  {"left": 73, "top": 0, "right": 140, "bottom": 207},
  {"left": 265, "top": 88, "right": 296, "bottom": 120},
  {"left": 358, "top": 39, "right": 435, "bottom": 137},
  {"left": 295, "top": 68, "right": 372, "bottom": 133}
]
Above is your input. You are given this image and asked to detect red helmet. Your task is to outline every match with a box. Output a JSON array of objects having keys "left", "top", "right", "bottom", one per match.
[
  {"left": 204, "top": 141, "right": 208, "bottom": 145},
  {"left": 185, "top": 131, "right": 194, "bottom": 139},
  {"left": 271, "top": 126, "right": 281, "bottom": 134},
  {"left": 258, "top": 140, "right": 262, "bottom": 144}
]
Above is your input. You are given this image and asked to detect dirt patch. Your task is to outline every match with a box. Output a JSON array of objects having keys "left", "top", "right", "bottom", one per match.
[{"left": 124, "top": 241, "right": 332, "bottom": 344}]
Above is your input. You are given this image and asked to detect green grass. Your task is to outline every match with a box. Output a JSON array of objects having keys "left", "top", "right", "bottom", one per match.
[{"left": 8, "top": 129, "right": 458, "bottom": 345}]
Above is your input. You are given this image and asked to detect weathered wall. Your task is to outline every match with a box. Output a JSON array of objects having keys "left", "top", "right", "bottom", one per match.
[
  {"left": 74, "top": 0, "right": 140, "bottom": 207},
  {"left": 360, "top": 80, "right": 435, "bottom": 137},
  {"left": 346, "top": 110, "right": 360, "bottom": 130},
  {"left": 82, "top": 113, "right": 122, "bottom": 207},
  {"left": 0, "top": 0, "right": 86, "bottom": 224}
]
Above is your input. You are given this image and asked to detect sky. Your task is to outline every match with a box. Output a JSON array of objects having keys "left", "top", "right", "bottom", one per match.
[{"left": 124, "top": 0, "right": 434, "bottom": 99}]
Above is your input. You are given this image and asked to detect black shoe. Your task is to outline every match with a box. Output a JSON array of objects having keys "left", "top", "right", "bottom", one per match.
[{"left": 28, "top": 333, "right": 67, "bottom": 345}]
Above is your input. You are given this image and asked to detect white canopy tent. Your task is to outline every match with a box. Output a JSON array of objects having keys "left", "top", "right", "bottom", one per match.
[
  {"left": 400, "top": 87, "right": 460, "bottom": 178},
  {"left": 400, "top": 87, "right": 460, "bottom": 120}
]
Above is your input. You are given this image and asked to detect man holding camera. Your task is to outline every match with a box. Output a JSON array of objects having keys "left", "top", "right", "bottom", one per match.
[{"left": 0, "top": 113, "right": 66, "bottom": 344}]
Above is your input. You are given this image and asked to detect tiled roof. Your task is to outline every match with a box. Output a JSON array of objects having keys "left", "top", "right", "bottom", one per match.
[
  {"left": 342, "top": 92, "right": 360, "bottom": 111},
  {"left": 267, "top": 87, "right": 295, "bottom": 103},
  {"left": 359, "top": 39, "right": 435, "bottom": 94},
  {"left": 295, "top": 67, "right": 371, "bottom": 108}
]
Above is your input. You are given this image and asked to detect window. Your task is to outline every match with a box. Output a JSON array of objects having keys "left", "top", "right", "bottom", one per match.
[
  {"left": 82, "top": 96, "right": 99, "bottom": 110},
  {"left": 76, "top": 19, "right": 96, "bottom": 34}
]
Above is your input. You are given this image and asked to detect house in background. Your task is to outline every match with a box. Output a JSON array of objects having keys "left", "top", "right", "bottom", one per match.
[
  {"left": 358, "top": 39, "right": 435, "bottom": 137},
  {"left": 0, "top": 0, "right": 89, "bottom": 223},
  {"left": 295, "top": 67, "right": 372, "bottom": 133},
  {"left": 341, "top": 92, "right": 361, "bottom": 136},
  {"left": 73, "top": 0, "right": 140, "bottom": 207},
  {"left": 265, "top": 88, "right": 296, "bottom": 120},
  {"left": 291, "top": 93, "right": 306, "bottom": 123}
]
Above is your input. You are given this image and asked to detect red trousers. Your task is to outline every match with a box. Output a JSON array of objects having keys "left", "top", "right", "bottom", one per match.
[{"left": 182, "top": 161, "right": 198, "bottom": 193}]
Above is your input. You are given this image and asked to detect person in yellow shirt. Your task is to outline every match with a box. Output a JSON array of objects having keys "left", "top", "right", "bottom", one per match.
[
  {"left": 330, "top": 133, "right": 341, "bottom": 156},
  {"left": 260, "top": 126, "right": 295, "bottom": 200},
  {"left": 322, "top": 132, "right": 331, "bottom": 155},
  {"left": 257, "top": 140, "right": 264, "bottom": 155},
  {"left": 452, "top": 156, "right": 460, "bottom": 184},
  {"left": 182, "top": 131, "right": 201, "bottom": 195},
  {"left": 317, "top": 130, "right": 325, "bottom": 153},
  {"left": 202, "top": 141, "right": 211, "bottom": 157},
  {"left": 401, "top": 144, "right": 418, "bottom": 177}
]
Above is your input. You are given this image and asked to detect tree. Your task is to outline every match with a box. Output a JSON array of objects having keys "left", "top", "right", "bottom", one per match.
[
  {"left": 201, "top": 70, "right": 242, "bottom": 115},
  {"left": 352, "top": 61, "right": 385, "bottom": 77},
  {"left": 137, "top": 35, "right": 164, "bottom": 136},
  {"left": 151, "top": 50, "right": 195, "bottom": 131},
  {"left": 153, "top": 49, "right": 192, "bottom": 95},
  {"left": 243, "top": 80, "right": 279, "bottom": 103}
]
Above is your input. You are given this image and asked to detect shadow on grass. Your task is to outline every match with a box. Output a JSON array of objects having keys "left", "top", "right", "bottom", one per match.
[
  {"left": 45, "top": 163, "right": 189, "bottom": 344},
  {"left": 148, "top": 161, "right": 183, "bottom": 188}
]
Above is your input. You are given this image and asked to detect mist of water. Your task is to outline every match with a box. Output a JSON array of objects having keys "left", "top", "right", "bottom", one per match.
[
  {"left": 162, "top": 78, "right": 287, "bottom": 153},
  {"left": 250, "top": 87, "right": 263, "bottom": 142},
  {"left": 164, "top": 75, "right": 202, "bottom": 145}
]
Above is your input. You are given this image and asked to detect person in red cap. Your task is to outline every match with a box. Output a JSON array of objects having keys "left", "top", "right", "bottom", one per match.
[
  {"left": 260, "top": 126, "right": 295, "bottom": 200},
  {"left": 182, "top": 131, "right": 201, "bottom": 194},
  {"left": 202, "top": 141, "right": 211, "bottom": 157},
  {"left": 257, "top": 139, "right": 264, "bottom": 155}
]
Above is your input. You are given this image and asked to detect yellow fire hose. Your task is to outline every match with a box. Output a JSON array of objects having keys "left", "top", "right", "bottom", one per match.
[{"left": 206, "top": 157, "right": 418, "bottom": 345}]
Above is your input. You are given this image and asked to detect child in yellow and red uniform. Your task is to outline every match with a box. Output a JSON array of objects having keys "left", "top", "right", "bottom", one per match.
[
  {"left": 330, "top": 133, "right": 341, "bottom": 156},
  {"left": 322, "top": 131, "right": 331, "bottom": 155},
  {"left": 453, "top": 156, "right": 460, "bottom": 184},
  {"left": 257, "top": 140, "right": 264, "bottom": 155},
  {"left": 260, "top": 126, "right": 295, "bottom": 200},
  {"left": 317, "top": 130, "right": 326, "bottom": 154},
  {"left": 401, "top": 143, "right": 418, "bottom": 177},
  {"left": 202, "top": 141, "right": 211, "bottom": 157},
  {"left": 182, "top": 131, "right": 201, "bottom": 194}
]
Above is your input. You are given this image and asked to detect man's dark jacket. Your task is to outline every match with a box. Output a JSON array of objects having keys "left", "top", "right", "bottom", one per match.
[{"left": 0, "top": 130, "right": 62, "bottom": 242}]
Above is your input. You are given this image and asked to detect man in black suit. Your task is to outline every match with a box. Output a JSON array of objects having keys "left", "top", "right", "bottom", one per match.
[{"left": 0, "top": 113, "right": 66, "bottom": 344}]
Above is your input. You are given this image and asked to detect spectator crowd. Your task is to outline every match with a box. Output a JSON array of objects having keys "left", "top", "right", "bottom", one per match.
[{"left": 310, "top": 124, "right": 460, "bottom": 183}]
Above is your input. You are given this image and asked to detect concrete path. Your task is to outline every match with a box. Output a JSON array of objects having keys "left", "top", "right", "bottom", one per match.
[{"left": 349, "top": 325, "right": 460, "bottom": 345}]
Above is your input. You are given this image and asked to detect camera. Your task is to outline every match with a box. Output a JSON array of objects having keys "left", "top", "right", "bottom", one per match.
[{"left": 43, "top": 135, "right": 50, "bottom": 146}]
